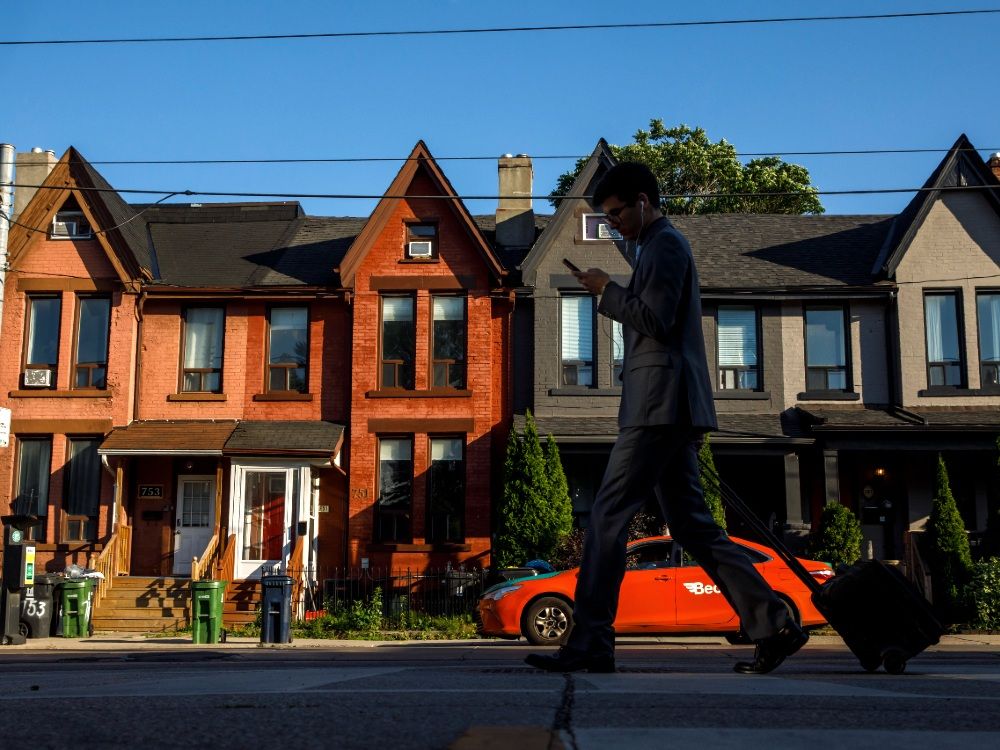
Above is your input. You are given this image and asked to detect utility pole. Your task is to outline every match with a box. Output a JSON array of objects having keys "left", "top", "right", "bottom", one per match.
[{"left": 0, "top": 142, "right": 14, "bottom": 336}]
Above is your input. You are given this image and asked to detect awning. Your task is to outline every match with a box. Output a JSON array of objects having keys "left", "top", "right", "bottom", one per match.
[
  {"left": 224, "top": 420, "right": 344, "bottom": 458},
  {"left": 98, "top": 420, "right": 237, "bottom": 456},
  {"left": 799, "top": 406, "right": 1000, "bottom": 431}
]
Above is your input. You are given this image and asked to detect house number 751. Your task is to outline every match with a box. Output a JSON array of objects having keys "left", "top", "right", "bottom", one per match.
[{"left": 350, "top": 488, "right": 370, "bottom": 499}]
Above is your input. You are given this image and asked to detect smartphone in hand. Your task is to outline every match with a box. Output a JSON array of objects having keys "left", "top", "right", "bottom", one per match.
[{"left": 562, "top": 258, "right": 582, "bottom": 273}]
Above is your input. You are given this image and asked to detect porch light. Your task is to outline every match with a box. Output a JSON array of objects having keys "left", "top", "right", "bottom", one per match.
[{"left": 874, "top": 467, "right": 886, "bottom": 478}]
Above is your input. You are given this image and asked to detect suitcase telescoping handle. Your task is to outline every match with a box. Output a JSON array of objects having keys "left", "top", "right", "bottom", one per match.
[{"left": 699, "top": 458, "right": 826, "bottom": 596}]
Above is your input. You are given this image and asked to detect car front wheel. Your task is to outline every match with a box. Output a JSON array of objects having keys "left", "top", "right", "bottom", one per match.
[{"left": 523, "top": 597, "right": 573, "bottom": 645}]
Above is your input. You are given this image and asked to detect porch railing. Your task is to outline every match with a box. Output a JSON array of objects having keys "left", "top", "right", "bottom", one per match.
[
  {"left": 288, "top": 535, "right": 306, "bottom": 619},
  {"left": 191, "top": 530, "right": 221, "bottom": 582},
  {"left": 905, "top": 530, "right": 933, "bottom": 604},
  {"left": 87, "top": 524, "right": 132, "bottom": 609},
  {"left": 216, "top": 533, "right": 237, "bottom": 599}
]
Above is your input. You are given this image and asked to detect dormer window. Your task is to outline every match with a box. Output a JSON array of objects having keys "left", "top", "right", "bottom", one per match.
[
  {"left": 405, "top": 223, "right": 437, "bottom": 259},
  {"left": 51, "top": 198, "right": 92, "bottom": 239},
  {"left": 582, "top": 213, "right": 622, "bottom": 241}
]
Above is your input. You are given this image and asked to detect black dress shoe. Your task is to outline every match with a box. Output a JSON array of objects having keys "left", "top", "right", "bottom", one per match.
[
  {"left": 734, "top": 622, "right": 808, "bottom": 675},
  {"left": 524, "top": 647, "right": 615, "bottom": 673}
]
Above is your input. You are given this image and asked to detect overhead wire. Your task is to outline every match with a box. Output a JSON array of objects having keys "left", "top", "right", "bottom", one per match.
[{"left": 2, "top": 9, "right": 998, "bottom": 46}]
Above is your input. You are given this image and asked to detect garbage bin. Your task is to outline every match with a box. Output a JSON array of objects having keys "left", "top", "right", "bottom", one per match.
[
  {"left": 260, "top": 575, "right": 293, "bottom": 644},
  {"left": 58, "top": 578, "right": 94, "bottom": 638},
  {"left": 190, "top": 580, "right": 226, "bottom": 645},
  {"left": 20, "top": 575, "right": 57, "bottom": 638}
]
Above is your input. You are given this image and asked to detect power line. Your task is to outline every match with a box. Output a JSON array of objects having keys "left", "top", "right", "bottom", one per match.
[{"left": 3, "top": 9, "right": 998, "bottom": 46}]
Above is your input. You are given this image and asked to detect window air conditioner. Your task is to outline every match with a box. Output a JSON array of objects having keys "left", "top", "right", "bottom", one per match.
[
  {"left": 597, "top": 223, "right": 622, "bottom": 240},
  {"left": 23, "top": 368, "right": 52, "bottom": 387},
  {"left": 407, "top": 241, "right": 433, "bottom": 258},
  {"left": 51, "top": 220, "right": 76, "bottom": 238}
]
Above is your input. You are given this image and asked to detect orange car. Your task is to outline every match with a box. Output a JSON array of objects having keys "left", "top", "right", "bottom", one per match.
[{"left": 478, "top": 535, "right": 832, "bottom": 645}]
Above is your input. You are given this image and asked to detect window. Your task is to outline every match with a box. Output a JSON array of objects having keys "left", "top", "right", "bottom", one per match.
[
  {"left": 24, "top": 295, "right": 61, "bottom": 386},
  {"left": 14, "top": 437, "right": 51, "bottom": 542},
  {"left": 65, "top": 437, "right": 101, "bottom": 541},
  {"left": 561, "top": 295, "right": 594, "bottom": 386},
  {"left": 181, "top": 307, "right": 224, "bottom": 392},
  {"left": 381, "top": 296, "right": 415, "bottom": 389},
  {"left": 242, "top": 472, "right": 285, "bottom": 560},
  {"left": 924, "top": 292, "right": 964, "bottom": 387},
  {"left": 427, "top": 437, "right": 465, "bottom": 543},
  {"left": 581, "top": 213, "right": 622, "bottom": 241},
  {"left": 375, "top": 437, "right": 413, "bottom": 543},
  {"left": 612, "top": 320, "right": 624, "bottom": 382},
  {"left": 431, "top": 296, "right": 466, "bottom": 389},
  {"left": 267, "top": 307, "right": 308, "bottom": 392},
  {"left": 73, "top": 296, "right": 110, "bottom": 389},
  {"left": 977, "top": 292, "right": 1000, "bottom": 387},
  {"left": 717, "top": 306, "right": 760, "bottom": 390},
  {"left": 405, "top": 223, "right": 437, "bottom": 258},
  {"left": 51, "top": 198, "right": 92, "bottom": 239},
  {"left": 805, "top": 307, "right": 849, "bottom": 391}
]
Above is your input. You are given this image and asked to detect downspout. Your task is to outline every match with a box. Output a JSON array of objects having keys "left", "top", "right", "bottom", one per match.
[{"left": 0, "top": 143, "right": 15, "bottom": 336}]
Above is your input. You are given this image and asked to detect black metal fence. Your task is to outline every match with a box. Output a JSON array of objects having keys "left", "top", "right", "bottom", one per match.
[{"left": 319, "top": 566, "right": 488, "bottom": 626}]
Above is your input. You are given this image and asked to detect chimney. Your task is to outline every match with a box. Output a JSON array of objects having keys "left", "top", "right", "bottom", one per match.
[
  {"left": 496, "top": 154, "right": 534, "bottom": 250},
  {"left": 989, "top": 153, "right": 1000, "bottom": 183},
  {"left": 13, "top": 147, "right": 58, "bottom": 219}
]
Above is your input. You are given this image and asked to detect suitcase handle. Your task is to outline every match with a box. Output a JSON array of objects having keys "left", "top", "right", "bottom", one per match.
[{"left": 698, "top": 457, "right": 825, "bottom": 595}]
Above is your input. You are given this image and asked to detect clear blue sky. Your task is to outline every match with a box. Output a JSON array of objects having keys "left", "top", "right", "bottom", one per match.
[{"left": 5, "top": 1, "right": 1000, "bottom": 218}]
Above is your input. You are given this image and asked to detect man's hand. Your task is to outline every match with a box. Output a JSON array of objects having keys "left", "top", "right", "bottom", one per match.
[{"left": 573, "top": 267, "right": 611, "bottom": 295}]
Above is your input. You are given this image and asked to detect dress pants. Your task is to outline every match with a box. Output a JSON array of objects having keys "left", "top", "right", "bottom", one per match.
[{"left": 567, "top": 426, "right": 790, "bottom": 656}]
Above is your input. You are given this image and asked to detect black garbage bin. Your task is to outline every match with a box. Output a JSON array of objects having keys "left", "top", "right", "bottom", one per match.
[
  {"left": 20, "top": 575, "right": 58, "bottom": 638},
  {"left": 260, "top": 575, "right": 293, "bottom": 644}
]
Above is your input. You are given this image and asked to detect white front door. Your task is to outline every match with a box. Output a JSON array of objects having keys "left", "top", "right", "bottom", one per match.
[{"left": 172, "top": 475, "right": 216, "bottom": 576}]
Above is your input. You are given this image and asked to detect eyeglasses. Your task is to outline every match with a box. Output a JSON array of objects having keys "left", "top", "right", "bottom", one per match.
[{"left": 604, "top": 201, "right": 634, "bottom": 220}]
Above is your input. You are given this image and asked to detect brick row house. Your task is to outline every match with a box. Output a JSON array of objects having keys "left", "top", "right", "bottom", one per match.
[{"left": 515, "top": 135, "right": 1000, "bottom": 564}]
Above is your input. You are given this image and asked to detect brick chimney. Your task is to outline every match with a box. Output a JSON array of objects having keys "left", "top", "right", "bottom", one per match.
[
  {"left": 496, "top": 154, "right": 534, "bottom": 250},
  {"left": 989, "top": 153, "right": 1000, "bottom": 183},
  {"left": 13, "top": 147, "right": 58, "bottom": 219}
]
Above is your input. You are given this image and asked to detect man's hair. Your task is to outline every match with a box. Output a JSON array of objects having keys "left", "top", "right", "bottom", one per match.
[{"left": 592, "top": 162, "right": 661, "bottom": 208}]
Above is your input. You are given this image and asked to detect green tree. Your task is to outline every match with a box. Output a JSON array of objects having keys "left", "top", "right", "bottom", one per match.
[
  {"left": 551, "top": 120, "right": 823, "bottom": 215},
  {"left": 698, "top": 436, "right": 727, "bottom": 530},
  {"left": 810, "top": 503, "right": 863, "bottom": 570},
  {"left": 544, "top": 432, "right": 574, "bottom": 548},
  {"left": 925, "top": 454, "right": 973, "bottom": 621},
  {"left": 494, "top": 412, "right": 568, "bottom": 567}
]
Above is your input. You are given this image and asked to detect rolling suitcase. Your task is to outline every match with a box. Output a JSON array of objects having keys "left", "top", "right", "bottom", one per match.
[{"left": 702, "top": 462, "right": 943, "bottom": 674}]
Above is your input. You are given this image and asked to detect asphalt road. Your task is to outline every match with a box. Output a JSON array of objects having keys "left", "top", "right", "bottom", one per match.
[{"left": 1, "top": 639, "right": 998, "bottom": 750}]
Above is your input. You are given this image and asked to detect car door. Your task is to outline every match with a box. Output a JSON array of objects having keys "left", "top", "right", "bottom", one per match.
[
  {"left": 614, "top": 540, "right": 677, "bottom": 631},
  {"left": 672, "top": 548, "right": 739, "bottom": 628}
]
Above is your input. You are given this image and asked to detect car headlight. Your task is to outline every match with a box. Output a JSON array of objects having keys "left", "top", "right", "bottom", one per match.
[{"left": 483, "top": 584, "right": 522, "bottom": 601}]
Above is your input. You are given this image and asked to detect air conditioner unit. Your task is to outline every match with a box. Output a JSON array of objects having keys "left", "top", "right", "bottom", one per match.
[
  {"left": 23, "top": 368, "right": 52, "bottom": 387},
  {"left": 597, "top": 223, "right": 622, "bottom": 240},
  {"left": 51, "top": 220, "right": 77, "bottom": 238},
  {"left": 407, "top": 241, "right": 433, "bottom": 258}
]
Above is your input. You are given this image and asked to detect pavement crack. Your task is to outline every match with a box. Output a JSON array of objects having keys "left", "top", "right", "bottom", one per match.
[{"left": 551, "top": 673, "right": 577, "bottom": 750}]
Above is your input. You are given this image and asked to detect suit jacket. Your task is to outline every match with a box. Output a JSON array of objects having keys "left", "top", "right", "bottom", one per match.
[{"left": 598, "top": 217, "right": 718, "bottom": 431}]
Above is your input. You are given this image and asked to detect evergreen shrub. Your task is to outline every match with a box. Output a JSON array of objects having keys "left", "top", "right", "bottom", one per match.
[{"left": 810, "top": 502, "right": 863, "bottom": 570}]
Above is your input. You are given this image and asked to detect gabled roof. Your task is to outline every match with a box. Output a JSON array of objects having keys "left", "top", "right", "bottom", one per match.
[
  {"left": 519, "top": 139, "right": 618, "bottom": 285},
  {"left": 871, "top": 134, "right": 1000, "bottom": 278},
  {"left": 8, "top": 147, "right": 151, "bottom": 285},
  {"left": 335, "top": 141, "right": 505, "bottom": 288}
]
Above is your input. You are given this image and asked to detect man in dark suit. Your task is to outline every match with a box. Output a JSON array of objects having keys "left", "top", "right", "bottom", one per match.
[{"left": 526, "top": 163, "right": 807, "bottom": 675}]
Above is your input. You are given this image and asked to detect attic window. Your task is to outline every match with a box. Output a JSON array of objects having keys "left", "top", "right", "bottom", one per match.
[
  {"left": 51, "top": 198, "right": 92, "bottom": 240},
  {"left": 582, "top": 213, "right": 621, "bottom": 241},
  {"left": 405, "top": 223, "right": 437, "bottom": 259}
]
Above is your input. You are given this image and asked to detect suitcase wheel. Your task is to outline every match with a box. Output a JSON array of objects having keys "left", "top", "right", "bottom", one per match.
[
  {"left": 882, "top": 648, "right": 907, "bottom": 675},
  {"left": 860, "top": 657, "right": 881, "bottom": 673}
]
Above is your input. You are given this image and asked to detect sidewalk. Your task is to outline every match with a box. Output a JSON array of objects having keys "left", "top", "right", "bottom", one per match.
[{"left": 3, "top": 632, "right": 999, "bottom": 651}]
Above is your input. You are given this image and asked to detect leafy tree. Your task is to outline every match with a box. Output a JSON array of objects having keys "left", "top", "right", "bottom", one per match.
[
  {"left": 925, "top": 454, "right": 973, "bottom": 621},
  {"left": 494, "top": 412, "right": 570, "bottom": 567},
  {"left": 551, "top": 120, "right": 823, "bottom": 215},
  {"left": 698, "top": 436, "right": 727, "bottom": 530},
  {"left": 810, "top": 502, "right": 863, "bottom": 570},
  {"left": 544, "top": 432, "right": 574, "bottom": 547}
]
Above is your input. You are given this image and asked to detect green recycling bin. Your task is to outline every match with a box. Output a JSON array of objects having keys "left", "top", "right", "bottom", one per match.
[
  {"left": 190, "top": 580, "right": 226, "bottom": 644},
  {"left": 59, "top": 578, "right": 94, "bottom": 638}
]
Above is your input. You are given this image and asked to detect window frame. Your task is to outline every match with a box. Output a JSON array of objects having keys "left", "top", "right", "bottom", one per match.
[
  {"left": 22, "top": 293, "right": 62, "bottom": 389},
  {"left": 803, "top": 304, "right": 852, "bottom": 393},
  {"left": 611, "top": 319, "right": 624, "bottom": 384},
  {"left": 922, "top": 289, "right": 967, "bottom": 390},
  {"left": 265, "top": 304, "right": 310, "bottom": 394},
  {"left": 50, "top": 209, "right": 93, "bottom": 240},
  {"left": 63, "top": 435, "right": 103, "bottom": 542},
  {"left": 580, "top": 213, "right": 622, "bottom": 241},
  {"left": 379, "top": 294, "right": 416, "bottom": 391},
  {"left": 429, "top": 294, "right": 467, "bottom": 390},
  {"left": 179, "top": 305, "right": 226, "bottom": 394},
  {"left": 715, "top": 305, "right": 762, "bottom": 392},
  {"left": 71, "top": 294, "right": 111, "bottom": 390},
  {"left": 13, "top": 436, "right": 52, "bottom": 542},
  {"left": 975, "top": 289, "right": 1000, "bottom": 389},
  {"left": 374, "top": 435, "right": 414, "bottom": 544},
  {"left": 403, "top": 221, "right": 439, "bottom": 260},
  {"left": 426, "top": 434, "right": 467, "bottom": 544},
  {"left": 560, "top": 292, "right": 596, "bottom": 388}
]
